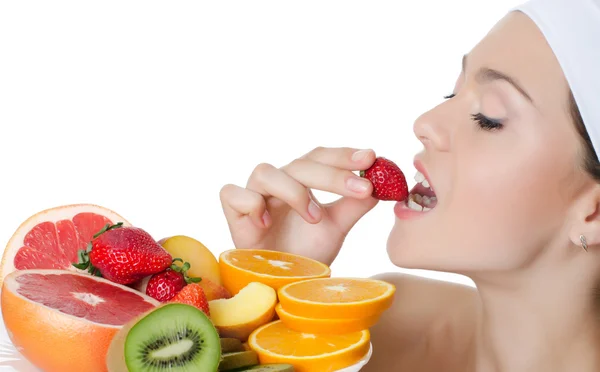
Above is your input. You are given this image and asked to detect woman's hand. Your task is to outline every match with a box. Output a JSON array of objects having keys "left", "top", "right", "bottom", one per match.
[{"left": 219, "top": 147, "right": 378, "bottom": 265}]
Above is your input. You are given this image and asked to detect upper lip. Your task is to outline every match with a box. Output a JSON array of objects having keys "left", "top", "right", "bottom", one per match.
[{"left": 413, "top": 158, "right": 435, "bottom": 192}]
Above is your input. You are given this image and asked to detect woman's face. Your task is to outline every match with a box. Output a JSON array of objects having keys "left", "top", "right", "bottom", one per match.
[{"left": 387, "top": 11, "right": 591, "bottom": 273}]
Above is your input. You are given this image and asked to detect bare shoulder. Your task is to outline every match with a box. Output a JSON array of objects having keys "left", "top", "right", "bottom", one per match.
[
  {"left": 362, "top": 272, "right": 479, "bottom": 371},
  {"left": 371, "top": 271, "right": 478, "bottom": 315}
]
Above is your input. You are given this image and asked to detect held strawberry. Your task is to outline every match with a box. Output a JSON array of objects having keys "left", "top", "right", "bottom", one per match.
[
  {"left": 360, "top": 157, "right": 409, "bottom": 201},
  {"left": 72, "top": 222, "right": 172, "bottom": 285},
  {"left": 145, "top": 258, "right": 202, "bottom": 302},
  {"left": 170, "top": 283, "right": 211, "bottom": 317}
]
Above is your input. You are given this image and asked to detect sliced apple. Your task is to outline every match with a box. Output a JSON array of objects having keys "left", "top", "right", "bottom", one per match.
[
  {"left": 158, "top": 235, "right": 222, "bottom": 285},
  {"left": 209, "top": 282, "right": 277, "bottom": 341}
]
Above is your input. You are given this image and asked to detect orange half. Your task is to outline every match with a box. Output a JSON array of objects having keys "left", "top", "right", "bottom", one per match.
[
  {"left": 278, "top": 277, "right": 395, "bottom": 319},
  {"left": 219, "top": 249, "right": 331, "bottom": 295},
  {"left": 248, "top": 320, "right": 370, "bottom": 372}
]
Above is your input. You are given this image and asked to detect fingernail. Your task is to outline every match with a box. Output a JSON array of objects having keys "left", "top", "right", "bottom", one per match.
[
  {"left": 346, "top": 177, "right": 371, "bottom": 193},
  {"left": 308, "top": 200, "right": 321, "bottom": 219},
  {"left": 262, "top": 210, "right": 271, "bottom": 227},
  {"left": 352, "top": 149, "right": 371, "bottom": 162}
]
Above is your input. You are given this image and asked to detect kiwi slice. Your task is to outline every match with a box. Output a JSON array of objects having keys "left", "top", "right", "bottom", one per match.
[
  {"left": 124, "top": 303, "right": 222, "bottom": 371},
  {"left": 219, "top": 350, "right": 259, "bottom": 371},
  {"left": 220, "top": 338, "right": 245, "bottom": 353},
  {"left": 230, "top": 364, "right": 295, "bottom": 371}
]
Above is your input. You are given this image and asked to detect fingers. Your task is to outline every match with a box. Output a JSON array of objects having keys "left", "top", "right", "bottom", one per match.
[
  {"left": 281, "top": 158, "right": 373, "bottom": 199},
  {"left": 220, "top": 183, "right": 270, "bottom": 228},
  {"left": 222, "top": 146, "right": 379, "bottom": 230},
  {"left": 327, "top": 195, "right": 379, "bottom": 232},
  {"left": 246, "top": 163, "right": 321, "bottom": 223},
  {"left": 301, "top": 146, "right": 376, "bottom": 171}
]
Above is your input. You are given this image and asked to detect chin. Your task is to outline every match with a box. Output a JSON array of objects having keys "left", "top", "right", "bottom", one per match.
[
  {"left": 386, "top": 229, "right": 525, "bottom": 276},
  {"left": 385, "top": 223, "right": 471, "bottom": 273},
  {"left": 385, "top": 225, "right": 433, "bottom": 269}
]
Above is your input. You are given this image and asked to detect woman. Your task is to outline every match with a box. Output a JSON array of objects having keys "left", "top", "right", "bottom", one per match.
[{"left": 219, "top": 0, "right": 600, "bottom": 370}]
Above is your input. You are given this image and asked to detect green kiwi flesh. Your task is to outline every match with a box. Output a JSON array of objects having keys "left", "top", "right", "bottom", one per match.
[
  {"left": 124, "top": 303, "right": 221, "bottom": 371},
  {"left": 229, "top": 364, "right": 295, "bottom": 371},
  {"left": 219, "top": 350, "right": 259, "bottom": 370},
  {"left": 220, "top": 338, "right": 245, "bottom": 353}
]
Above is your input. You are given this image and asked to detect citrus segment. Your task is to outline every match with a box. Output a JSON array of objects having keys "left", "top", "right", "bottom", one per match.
[
  {"left": 15, "top": 213, "right": 114, "bottom": 271},
  {"left": 1, "top": 269, "right": 159, "bottom": 372},
  {"left": 275, "top": 304, "right": 380, "bottom": 335},
  {"left": 0, "top": 204, "right": 130, "bottom": 286},
  {"left": 277, "top": 277, "right": 395, "bottom": 319},
  {"left": 219, "top": 249, "right": 331, "bottom": 295},
  {"left": 14, "top": 271, "right": 156, "bottom": 325},
  {"left": 248, "top": 320, "right": 370, "bottom": 372}
]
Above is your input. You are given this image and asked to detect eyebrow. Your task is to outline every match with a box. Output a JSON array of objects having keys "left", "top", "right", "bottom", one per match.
[{"left": 462, "top": 54, "right": 534, "bottom": 103}]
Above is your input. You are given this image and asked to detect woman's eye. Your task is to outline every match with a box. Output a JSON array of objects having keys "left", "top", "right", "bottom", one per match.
[
  {"left": 471, "top": 113, "right": 503, "bottom": 131},
  {"left": 442, "top": 93, "right": 503, "bottom": 131}
]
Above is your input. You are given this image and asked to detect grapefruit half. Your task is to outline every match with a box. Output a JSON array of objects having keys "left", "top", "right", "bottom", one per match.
[
  {"left": 0, "top": 204, "right": 130, "bottom": 287},
  {"left": 1, "top": 269, "right": 160, "bottom": 372}
]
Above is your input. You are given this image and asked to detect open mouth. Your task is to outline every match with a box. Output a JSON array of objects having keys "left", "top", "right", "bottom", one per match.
[{"left": 406, "top": 170, "right": 437, "bottom": 212}]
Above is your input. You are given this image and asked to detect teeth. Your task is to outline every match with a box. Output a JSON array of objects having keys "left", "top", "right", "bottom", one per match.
[
  {"left": 407, "top": 194, "right": 423, "bottom": 211},
  {"left": 407, "top": 193, "right": 437, "bottom": 212},
  {"left": 414, "top": 171, "right": 425, "bottom": 183},
  {"left": 414, "top": 170, "right": 432, "bottom": 189}
]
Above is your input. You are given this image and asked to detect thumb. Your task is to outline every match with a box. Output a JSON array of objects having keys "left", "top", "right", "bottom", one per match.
[{"left": 325, "top": 195, "right": 379, "bottom": 233}]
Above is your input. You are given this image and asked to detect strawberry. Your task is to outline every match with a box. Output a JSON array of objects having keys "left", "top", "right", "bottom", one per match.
[
  {"left": 72, "top": 222, "right": 172, "bottom": 285},
  {"left": 170, "top": 283, "right": 210, "bottom": 316},
  {"left": 145, "top": 259, "right": 202, "bottom": 302},
  {"left": 360, "top": 157, "right": 408, "bottom": 201}
]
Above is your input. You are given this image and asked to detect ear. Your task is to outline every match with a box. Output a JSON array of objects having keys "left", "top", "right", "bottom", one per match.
[{"left": 568, "top": 186, "right": 600, "bottom": 249}]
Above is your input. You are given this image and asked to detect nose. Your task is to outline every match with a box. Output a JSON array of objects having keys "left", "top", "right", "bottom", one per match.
[{"left": 412, "top": 105, "right": 452, "bottom": 152}]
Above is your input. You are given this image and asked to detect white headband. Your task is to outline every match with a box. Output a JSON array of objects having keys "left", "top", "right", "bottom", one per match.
[{"left": 512, "top": 0, "right": 600, "bottom": 157}]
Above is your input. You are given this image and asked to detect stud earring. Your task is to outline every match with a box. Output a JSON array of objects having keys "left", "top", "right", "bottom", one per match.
[{"left": 580, "top": 234, "right": 588, "bottom": 252}]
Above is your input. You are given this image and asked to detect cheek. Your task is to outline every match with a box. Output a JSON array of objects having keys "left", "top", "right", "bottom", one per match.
[{"left": 447, "top": 150, "right": 570, "bottom": 257}]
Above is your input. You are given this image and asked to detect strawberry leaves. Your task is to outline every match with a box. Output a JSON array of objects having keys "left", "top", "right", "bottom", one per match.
[{"left": 170, "top": 258, "right": 202, "bottom": 284}]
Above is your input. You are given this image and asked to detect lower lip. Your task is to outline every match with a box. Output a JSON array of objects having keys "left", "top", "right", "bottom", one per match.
[{"left": 394, "top": 199, "right": 432, "bottom": 220}]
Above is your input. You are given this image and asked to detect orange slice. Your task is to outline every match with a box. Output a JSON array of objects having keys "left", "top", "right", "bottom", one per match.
[
  {"left": 278, "top": 277, "right": 395, "bottom": 319},
  {"left": 218, "top": 249, "right": 331, "bottom": 295},
  {"left": 248, "top": 320, "right": 370, "bottom": 372},
  {"left": 275, "top": 303, "right": 381, "bottom": 335}
]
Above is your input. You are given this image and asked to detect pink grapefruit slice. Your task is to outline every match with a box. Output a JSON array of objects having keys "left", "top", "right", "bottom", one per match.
[
  {"left": 0, "top": 204, "right": 130, "bottom": 287},
  {"left": 1, "top": 269, "right": 160, "bottom": 372}
]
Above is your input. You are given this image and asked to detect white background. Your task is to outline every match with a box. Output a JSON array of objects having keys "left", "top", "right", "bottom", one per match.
[{"left": 0, "top": 0, "right": 523, "bottom": 289}]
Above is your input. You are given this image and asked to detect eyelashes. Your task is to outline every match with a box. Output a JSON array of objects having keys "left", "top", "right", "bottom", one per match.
[
  {"left": 471, "top": 113, "right": 503, "bottom": 130},
  {"left": 443, "top": 93, "right": 504, "bottom": 131}
]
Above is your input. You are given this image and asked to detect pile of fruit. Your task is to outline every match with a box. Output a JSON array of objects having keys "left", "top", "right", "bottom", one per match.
[{"left": 0, "top": 204, "right": 396, "bottom": 372}]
